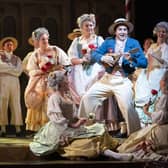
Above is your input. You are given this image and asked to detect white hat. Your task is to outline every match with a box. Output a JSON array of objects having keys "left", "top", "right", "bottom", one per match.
[{"left": 108, "top": 18, "right": 134, "bottom": 35}]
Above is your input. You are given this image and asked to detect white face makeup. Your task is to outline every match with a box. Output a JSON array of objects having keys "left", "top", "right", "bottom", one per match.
[{"left": 115, "top": 25, "right": 128, "bottom": 41}]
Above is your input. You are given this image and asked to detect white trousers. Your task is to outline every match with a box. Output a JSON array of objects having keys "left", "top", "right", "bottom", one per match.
[
  {"left": 0, "top": 75, "right": 23, "bottom": 126},
  {"left": 78, "top": 73, "right": 141, "bottom": 135}
]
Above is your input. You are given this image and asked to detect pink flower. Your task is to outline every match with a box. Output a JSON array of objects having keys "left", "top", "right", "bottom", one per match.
[
  {"left": 151, "top": 89, "right": 158, "bottom": 95},
  {"left": 108, "top": 48, "right": 113, "bottom": 53}
]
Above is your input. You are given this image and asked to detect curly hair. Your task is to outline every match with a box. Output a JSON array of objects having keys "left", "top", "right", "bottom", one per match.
[
  {"left": 77, "top": 13, "right": 96, "bottom": 28},
  {"left": 48, "top": 70, "right": 66, "bottom": 89},
  {"left": 32, "top": 27, "right": 49, "bottom": 41}
]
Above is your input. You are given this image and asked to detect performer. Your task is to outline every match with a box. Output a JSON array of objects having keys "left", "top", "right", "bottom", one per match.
[
  {"left": 30, "top": 70, "right": 133, "bottom": 161},
  {"left": 67, "top": 13, "right": 105, "bottom": 104},
  {"left": 68, "top": 14, "right": 122, "bottom": 133},
  {"left": 24, "top": 27, "right": 71, "bottom": 133},
  {"left": 118, "top": 70, "right": 168, "bottom": 161},
  {"left": 143, "top": 37, "right": 154, "bottom": 55},
  {"left": 0, "top": 37, "right": 23, "bottom": 137},
  {"left": 78, "top": 18, "right": 148, "bottom": 137},
  {"left": 135, "top": 21, "right": 168, "bottom": 126}
]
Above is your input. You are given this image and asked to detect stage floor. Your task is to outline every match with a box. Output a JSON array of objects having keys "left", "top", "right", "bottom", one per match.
[{"left": 0, "top": 137, "right": 167, "bottom": 168}]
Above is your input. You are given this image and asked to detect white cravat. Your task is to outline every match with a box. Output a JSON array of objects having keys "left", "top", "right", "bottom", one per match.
[{"left": 115, "top": 39, "right": 126, "bottom": 66}]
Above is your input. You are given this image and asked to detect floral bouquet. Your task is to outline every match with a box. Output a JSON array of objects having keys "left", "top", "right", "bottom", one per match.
[
  {"left": 149, "top": 89, "right": 158, "bottom": 105},
  {"left": 81, "top": 43, "right": 97, "bottom": 55},
  {"left": 39, "top": 55, "right": 56, "bottom": 73},
  {"left": 81, "top": 43, "right": 97, "bottom": 70}
]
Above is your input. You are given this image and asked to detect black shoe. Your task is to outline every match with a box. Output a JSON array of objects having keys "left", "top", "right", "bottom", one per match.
[
  {"left": 16, "top": 132, "right": 24, "bottom": 137},
  {"left": 108, "top": 129, "right": 120, "bottom": 136},
  {"left": 113, "top": 132, "right": 127, "bottom": 138},
  {"left": 25, "top": 131, "right": 36, "bottom": 138},
  {"left": 0, "top": 132, "right": 6, "bottom": 137}
]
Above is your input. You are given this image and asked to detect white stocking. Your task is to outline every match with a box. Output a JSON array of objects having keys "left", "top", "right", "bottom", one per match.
[
  {"left": 1, "top": 126, "right": 6, "bottom": 133},
  {"left": 103, "top": 149, "right": 133, "bottom": 161},
  {"left": 15, "top": 126, "right": 21, "bottom": 133}
]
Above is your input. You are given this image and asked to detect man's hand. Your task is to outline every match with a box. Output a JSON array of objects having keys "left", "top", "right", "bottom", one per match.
[
  {"left": 123, "top": 52, "right": 131, "bottom": 61},
  {"left": 101, "top": 55, "right": 114, "bottom": 67}
]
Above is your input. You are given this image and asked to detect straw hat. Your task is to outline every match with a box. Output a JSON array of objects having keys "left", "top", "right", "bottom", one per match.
[
  {"left": 28, "top": 37, "right": 34, "bottom": 46},
  {"left": 0, "top": 37, "right": 18, "bottom": 50},
  {"left": 67, "top": 28, "right": 81, "bottom": 40},
  {"left": 108, "top": 18, "right": 134, "bottom": 35}
]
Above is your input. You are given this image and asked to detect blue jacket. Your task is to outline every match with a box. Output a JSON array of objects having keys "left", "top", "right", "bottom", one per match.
[{"left": 91, "top": 37, "right": 148, "bottom": 76}]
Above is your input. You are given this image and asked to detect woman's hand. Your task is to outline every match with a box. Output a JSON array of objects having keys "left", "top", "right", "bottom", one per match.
[
  {"left": 82, "top": 55, "right": 90, "bottom": 64},
  {"left": 69, "top": 118, "right": 87, "bottom": 128},
  {"left": 143, "top": 103, "right": 151, "bottom": 117},
  {"left": 143, "top": 103, "right": 149, "bottom": 112}
]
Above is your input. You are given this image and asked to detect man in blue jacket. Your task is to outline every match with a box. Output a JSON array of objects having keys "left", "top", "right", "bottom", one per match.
[{"left": 78, "top": 18, "right": 148, "bottom": 137}]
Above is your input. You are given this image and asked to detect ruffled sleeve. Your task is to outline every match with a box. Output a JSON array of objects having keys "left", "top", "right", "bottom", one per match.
[
  {"left": 27, "top": 51, "right": 42, "bottom": 77},
  {"left": 55, "top": 46, "right": 71, "bottom": 66},
  {"left": 67, "top": 37, "right": 79, "bottom": 59},
  {"left": 152, "top": 94, "right": 168, "bottom": 125},
  {"left": 47, "top": 94, "right": 67, "bottom": 125}
]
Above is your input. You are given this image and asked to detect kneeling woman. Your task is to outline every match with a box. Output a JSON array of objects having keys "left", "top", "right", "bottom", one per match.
[{"left": 29, "top": 70, "right": 133, "bottom": 161}]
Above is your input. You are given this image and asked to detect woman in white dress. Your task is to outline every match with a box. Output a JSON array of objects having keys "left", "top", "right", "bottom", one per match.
[
  {"left": 67, "top": 13, "right": 105, "bottom": 104},
  {"left": 134, "top": 21, "right": 168, "bottom": 126}
]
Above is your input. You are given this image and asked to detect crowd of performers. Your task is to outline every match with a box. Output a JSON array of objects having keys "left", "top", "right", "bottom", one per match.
[{"left": 0, "top": 13, "right": 168, "bottom": 161}]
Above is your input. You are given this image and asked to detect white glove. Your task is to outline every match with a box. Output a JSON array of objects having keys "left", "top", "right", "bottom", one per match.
[{"left": 101, "top": 55, "right": 114, "bottom": 67}]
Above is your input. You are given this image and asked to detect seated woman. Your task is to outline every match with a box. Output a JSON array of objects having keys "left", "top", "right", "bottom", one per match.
[
  {"left": 29, "top": 70, "right": 133, "bottom": 161},
  {"left": 117, "top": 70, "right": 168, "bottom": 161}
]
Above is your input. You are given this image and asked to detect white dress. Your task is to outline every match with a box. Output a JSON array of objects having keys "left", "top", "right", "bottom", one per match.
[
  {"left": 134, "top": 43, "right": 168, "bottom": 124},
  {"left": 68, "top": 34, "right": 104, "bottom": 102}
]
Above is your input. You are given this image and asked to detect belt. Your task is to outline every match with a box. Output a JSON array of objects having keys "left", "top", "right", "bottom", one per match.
[{"left": 111, "top": 65, "right": 125, "bottom": 76}]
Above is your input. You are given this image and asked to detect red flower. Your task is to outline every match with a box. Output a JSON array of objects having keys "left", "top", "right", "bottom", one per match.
[
  {"left": 41, "top": 62, "right": 52, "bottom": 72},
  {"left": 45, "top": 62, "right": 52, "bottom": 67},
  {"left": 88, "top": 44, "right": 97, "bottom": 50},
  {"left": 41, "top": 65, "right": 48, "bottom": 72},
  {"left": 47, "top": 55, "right": 52, "bottom": 58},
  {"left": 81, "top": 49, "right": 87, "bottom": 55},
  {"left": 151, "top": 89, "right": 158, "bottom": 95}
]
